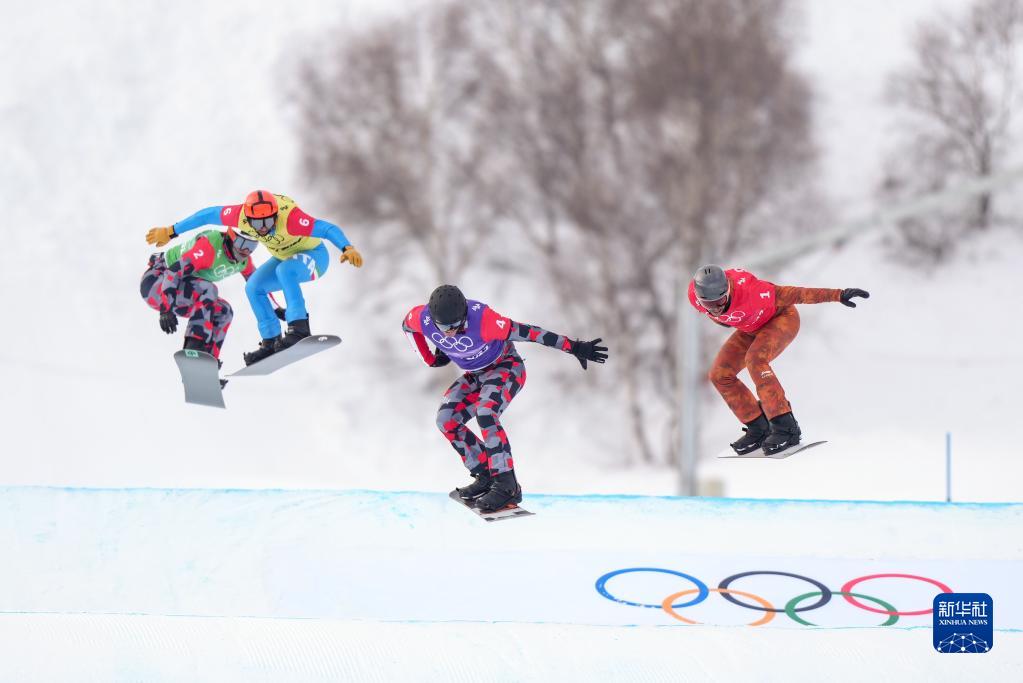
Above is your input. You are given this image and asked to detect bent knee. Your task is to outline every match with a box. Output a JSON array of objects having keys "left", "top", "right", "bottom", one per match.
[
  {"left": 708, "top": 366, "right": 737, "bottom": 387},
  {"left": 437, "top": 411, "right": 460, "bottom": 434}
]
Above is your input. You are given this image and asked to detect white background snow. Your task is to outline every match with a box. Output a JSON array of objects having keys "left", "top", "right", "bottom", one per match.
[
  {"left": 1, "top": 0, "right": 1022, "bottom": 679},
  {"left": 1, "top": 0, "right": 1020, "bottom": 502}
]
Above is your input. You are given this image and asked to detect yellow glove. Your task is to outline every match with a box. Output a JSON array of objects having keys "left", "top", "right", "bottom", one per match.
[
  {"left": 340, "top": 245, "right": 363, "bottom": 268},
  {"left": 146, "top": 226, "right": 175, "bottom": 247}
]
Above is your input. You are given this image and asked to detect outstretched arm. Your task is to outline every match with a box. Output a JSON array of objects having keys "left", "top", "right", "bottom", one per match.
[
  {"left": 488, "top": 313, "right": 607, "bottom": 369},
  {"left": 310, "top": 219, "right": 351, "bottom": 251},
  {"left": 146, "top": 206, "right": 228, "bottom": 246},
  {"left": 774, "top": 286, "right": 842, "bottom": 307},
  {"left": 286, "top": 209, "right": 363, "bottom": 267},
  {"left": 775, "top": 286, "right": 869, "bottom": 308}
]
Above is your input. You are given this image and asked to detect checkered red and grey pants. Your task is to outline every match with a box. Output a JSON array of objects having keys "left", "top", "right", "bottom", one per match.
[
  {"left": 436, "top": 347, "right": 527, "bottom": 475},
  {"left": 140, "top": 255, "right": 234, "bottom": 359}
]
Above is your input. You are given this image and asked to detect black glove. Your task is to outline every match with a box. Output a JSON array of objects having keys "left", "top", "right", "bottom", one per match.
[
  {"left": 569, "top": 337, "right": 608, "bottom": 370},
  {"left": 430, "top": 350, "right": 452, "bottom": 368},
  {"left": 159, "top": 310, "right": 178, "bottom": 334},
  {"left": 840, "top": 288, "right": 870, "bottom": 308},
  {"left": 274, "top": 306, "right": 287, "bottom": 321}
]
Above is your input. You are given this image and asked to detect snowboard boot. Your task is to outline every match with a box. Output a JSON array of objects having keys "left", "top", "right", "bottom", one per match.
[
  {"left": 243, "top": 336, "right": 281, "bottom": 366},
  {"left": 275, "top": 317, "right": 311, "bottom": 352},
  {"left": 762, "top": 411, "right": 802, "bottom": 455},
  {"left": 185, "top": 336, "right": 228, "bottom": 387},
  {"left": 183, "top": 336, "right": 207, "bottom": 353},
  {"left": 730, "top": 413, "right": 770, "bottom": 455},
  {"left": 474, "top": 470, "right": 523, "bottom": 512},
  {"left": 455, "top": 464, "right": 492, "bottom": 502}
]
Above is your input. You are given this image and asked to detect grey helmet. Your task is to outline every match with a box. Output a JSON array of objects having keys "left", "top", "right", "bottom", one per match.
[{"left": 693, "top": 264, "right": 729, "bottom": 301}]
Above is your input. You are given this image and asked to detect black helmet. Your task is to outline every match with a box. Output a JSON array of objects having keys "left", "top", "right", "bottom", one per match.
[
  {"left": 693, "top": 265, "right": 729, "bottom": 301},
  {"left": 428, "top": 285, "right": 468, "bottom": 328}
]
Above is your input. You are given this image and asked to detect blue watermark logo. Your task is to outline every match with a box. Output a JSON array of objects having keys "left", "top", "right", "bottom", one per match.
[{"left": 933, "top": 593, "right": 992, "bottom": 653}]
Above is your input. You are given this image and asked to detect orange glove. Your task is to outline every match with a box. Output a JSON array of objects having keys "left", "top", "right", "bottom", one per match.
[
  {"left": 340, "top": 245, "right": 363, "bottom": 268},
  {"left": 146, "top": 226, "right": 175, "bottom": 247}
]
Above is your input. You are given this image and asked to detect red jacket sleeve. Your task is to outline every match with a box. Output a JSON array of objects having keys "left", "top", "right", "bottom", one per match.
[
  {"left": 402, "top": 305, "right": 436, "bottom": 366},
  {"left": 404, "top": 305, "right": 425, "bottom": 334},
  {"left": 480, "top": 307, "right": 513, "bottom": 342},
  {"left": 220, "top": 205, "right": 243, "bottom": 228},
  {"left": 241, "top": 255, "right": 255, "bottom": 279},
  {"left": 286, "top": 207, "right": 317, "bottom": 237}
]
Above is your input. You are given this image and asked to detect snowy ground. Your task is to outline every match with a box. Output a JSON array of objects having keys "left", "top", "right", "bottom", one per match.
[
  {"left": 1, "top": 487, "right": 1019, "bottom": 680},
  {"left": 6, "top": 486, "right": 1016, "bottom": 681}
]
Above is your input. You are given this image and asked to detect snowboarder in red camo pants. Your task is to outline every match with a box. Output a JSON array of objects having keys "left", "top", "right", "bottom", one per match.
[
  {"left": 403, "top": 285, "right": 608, "bottom": 512},
  {"left": 140, "top": 226, "right": 259, "bottom": 359},
  {"left": 689, "top": 265, "right": 869, "bottom": 455}
]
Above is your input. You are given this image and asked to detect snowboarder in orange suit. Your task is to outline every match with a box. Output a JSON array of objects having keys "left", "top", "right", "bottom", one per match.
[{"left": 688, "top": 265, "right": 869, "bottom": 455}]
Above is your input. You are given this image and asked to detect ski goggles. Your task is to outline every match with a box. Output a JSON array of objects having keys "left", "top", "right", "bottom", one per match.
[
  {"left": 697, "top": 293, "right": 730, "bottom": 315},
  {"left": 232, "top": 232, "right": 259, "bottom": 253},
  {"left": 435, "top": 317, "right": 466, "bottom": 332},
  {"left": 248, "top": 215, "right": 277, "bottom": 234}
]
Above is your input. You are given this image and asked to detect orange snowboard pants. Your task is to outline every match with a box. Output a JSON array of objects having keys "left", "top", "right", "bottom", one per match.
[{"left": 708, "top": 305, "right": 800, "bottom": 423}]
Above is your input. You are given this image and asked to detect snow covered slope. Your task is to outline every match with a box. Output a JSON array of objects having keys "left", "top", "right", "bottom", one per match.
[{"left": 0, "top": 486, "right": 1019, "bottom": 680}]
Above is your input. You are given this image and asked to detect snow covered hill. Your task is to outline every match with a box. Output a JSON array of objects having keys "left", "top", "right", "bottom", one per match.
[{"left": 0, "top": 486, "right": 1019, "bottom": 680}]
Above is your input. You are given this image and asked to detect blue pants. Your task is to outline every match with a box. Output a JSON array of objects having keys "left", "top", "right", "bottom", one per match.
[{"left": 245, "top": 243, "right": 329, "bottom": 339}]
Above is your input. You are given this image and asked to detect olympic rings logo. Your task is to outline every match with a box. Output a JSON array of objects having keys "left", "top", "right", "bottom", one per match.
[
  {"left": 595, "top": 568, "right": 953, "bottom": 627},
  {"left": 432, "top": 332, "right": 474, "bottom": 352},
  {"left": 716, "top": 311, "right": 746, "bottom": 323}
]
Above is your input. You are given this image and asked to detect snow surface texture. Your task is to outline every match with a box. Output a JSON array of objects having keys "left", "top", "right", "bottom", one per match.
[{"left": 0, "top": 487, "right": 1020, "bottom": 680}]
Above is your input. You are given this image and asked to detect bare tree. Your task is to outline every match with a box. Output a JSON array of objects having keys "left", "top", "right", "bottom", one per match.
[
  {"left": 296, "top": 0, "right": 820, "bottom": 466},
  {"left": 468, "top": 0, "right": 817, "bottom": 464},
  {"left": 296, "top": 4, "right": 507, "bottom": 296},
  {"left": 882, "top": 0, "right": 1023, "bottom": 262}
]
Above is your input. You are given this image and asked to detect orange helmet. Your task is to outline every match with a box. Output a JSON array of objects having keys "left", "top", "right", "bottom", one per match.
[{"left": 243, "top": 190, "right": 278, "bottom": 219}]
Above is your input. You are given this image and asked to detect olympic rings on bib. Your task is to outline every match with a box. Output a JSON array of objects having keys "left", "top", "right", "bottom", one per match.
[
  {"left": 431, "top": 332, "right": 474, "bottom": 353},
  {"left": 595, "top": 567, "right": 952, "bottom": 627}
]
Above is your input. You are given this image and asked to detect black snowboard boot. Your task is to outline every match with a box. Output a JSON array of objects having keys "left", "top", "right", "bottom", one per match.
[
  {"left": 475, "top": 470, "right": 523, "bottom": 512},
  {"left": 185, "top": 336, "right": 227, "bottom": 386},
  {"left": 455, "top": 464, "right": 492, "bottom": 502},
  {"left": 730, "top": 413, "right": 770, "bottom": 455},
  {"left": 243, "top": 336, "right": 281, "bottom": 366},
  {"left": 275, "top": 317, "right": 311, "bottom": 352},
  {"left": 183, "top": 336, "right": 207, "bottom": 353},
  {"left": 762, "top": 412, "right": 802, "bottom": 455}
]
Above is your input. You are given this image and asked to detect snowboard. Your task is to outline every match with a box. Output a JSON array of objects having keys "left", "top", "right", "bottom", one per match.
[
  {"left": 448, "top": 490, "right": 535, "bottom": 522},
  {"left": 228, "top": 334, "right": 341, "bottom": 377},
  {"left": 717, "top": 440, "right": 827, "bottom": 460},
  {"left": 173, "top": 349, "right": 225, "bottom": 409}
]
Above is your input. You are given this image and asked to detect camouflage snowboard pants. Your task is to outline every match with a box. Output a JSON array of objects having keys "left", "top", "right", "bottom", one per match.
[
  {"left": 436, "top": 346, "right": 527, "bottom": 475},
  {"left": 709, "top": 305, "right": 800, "bottom": 422},
  {"left": 140, "top": 254, "right": 234, "bottom": 359}
]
